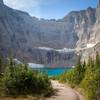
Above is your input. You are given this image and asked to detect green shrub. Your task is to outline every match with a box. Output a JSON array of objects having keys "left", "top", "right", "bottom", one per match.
[
  {"left": 58, "top": 53, "right": 100, "bottom": 100},
  {"left": 59, "top": 56, "right": 86, "bottom": 86},
  {"left": 0, "top": 58, "right": 53, "bottom": 97}
]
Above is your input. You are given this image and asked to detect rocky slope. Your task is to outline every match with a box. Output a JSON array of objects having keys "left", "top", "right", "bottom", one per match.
[{"left": 0, "top": 0, "right": 100, "bottom": 67}]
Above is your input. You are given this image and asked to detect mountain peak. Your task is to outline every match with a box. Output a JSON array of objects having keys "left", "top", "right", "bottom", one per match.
[
  {"left": 0, "top": 0, "right": 4, "bottom": 4},
  {"left": 97, "top": 0, "right": 100, "bottom": 7}
]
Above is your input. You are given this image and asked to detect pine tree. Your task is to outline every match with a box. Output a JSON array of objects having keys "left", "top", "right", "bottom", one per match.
[
  {"left": 75, "top": 55, "right": 82, "bottom": 76},
  {"left": 95, "top": 52, "right": 100, "bottom": 68},
  {"left": 83, "top": 61, "right": 86, "bottom": 71},
  {"left": 72, "top": 55, "right": 83, "bottom": 84},
  {"left": 0, "top": 54, "right": 3, "bottom": 74},
  {"left": 7, "top": 57, "right": 15, "bottom": 78},
  {"left": 81, "top": 60, "right": 86, "bottom": 77}
]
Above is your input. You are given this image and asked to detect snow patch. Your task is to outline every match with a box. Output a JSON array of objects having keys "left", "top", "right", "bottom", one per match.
[
  {"left": 87, "top": 43, "right": 96, "bottom": 48},
  {"left": 28, "top": 63, "right": 44, "bottom": 68},
  {"left": 14, "top": 59, "right": 21, "bottom": 64},
  {"left": 37, "top": 47, "right": 75, "bottom": 53},
  {"left": 38, "top": 47, "right": 53, "bottom": 51},
  {"left": 13, "top": 59, "right": 44, "bottom": 68},
  {"left": 56, "top": 48, "right": 75, "bottom": 53},
  {"left": 12, "top": 59, "right": 44, "bottom": 68}
]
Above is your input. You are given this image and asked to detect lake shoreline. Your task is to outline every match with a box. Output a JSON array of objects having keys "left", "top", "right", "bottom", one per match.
[{"left": 32, "top": 68, "right": 72, "bottom": 76}]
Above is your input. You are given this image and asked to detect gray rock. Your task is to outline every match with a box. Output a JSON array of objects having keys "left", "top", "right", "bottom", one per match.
[{"left": 0, "top": 0, "right": 3, "bottom": 4}]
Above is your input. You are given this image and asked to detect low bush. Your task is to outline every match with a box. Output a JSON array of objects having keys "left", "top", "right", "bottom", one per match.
[
  {"left": 58, "top": 53, "right": 100, "bottom": 100},
  {"left": 0, "top": 58, "right": 53, "bottom": 97}
]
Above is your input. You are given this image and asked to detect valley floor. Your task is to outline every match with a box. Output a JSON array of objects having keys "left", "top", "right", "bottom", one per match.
[{"left": 46, "top": 80, "right": 85, "bottom": 100}]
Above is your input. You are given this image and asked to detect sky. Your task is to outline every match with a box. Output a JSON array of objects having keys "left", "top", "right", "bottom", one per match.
[{"left": 4, "top": 0, "right": 98, "bottom": 19}]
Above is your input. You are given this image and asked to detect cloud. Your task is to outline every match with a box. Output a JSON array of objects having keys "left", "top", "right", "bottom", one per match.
[
  {"left": 3, "top": 0, "right": 45, "bottom": 17},
  {"left": 3, "top": 0, "right": 63, "bottom": 18}
]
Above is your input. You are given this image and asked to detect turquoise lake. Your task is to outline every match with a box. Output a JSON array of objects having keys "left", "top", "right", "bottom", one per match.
[{"left": 33, "top": 68, "right": 71, "bottom": 76}]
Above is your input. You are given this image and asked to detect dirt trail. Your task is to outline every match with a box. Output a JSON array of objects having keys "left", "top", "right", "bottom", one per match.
[{"left": 46, "top": 80, "right": 85, "bottom": 100}]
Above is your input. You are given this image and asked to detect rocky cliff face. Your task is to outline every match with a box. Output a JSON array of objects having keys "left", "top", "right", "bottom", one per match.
[
  {"left": 0, "top": 0, "right": 100, "bottom": 67},
  {"left": 78, "top": 3, "right": 100, "bottom": 60},
  {"left": 62, "top": 7, "right": 96, "bottom": 49}
]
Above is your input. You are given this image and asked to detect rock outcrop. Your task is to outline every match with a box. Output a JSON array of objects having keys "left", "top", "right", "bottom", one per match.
[{"left": 0, "top": 0, "right": 3, "bottom": 4}]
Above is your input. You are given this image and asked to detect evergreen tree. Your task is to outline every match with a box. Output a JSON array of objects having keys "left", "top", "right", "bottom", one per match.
[
  {"left": 82, "top": 61, "right": 86, "bottom": 71},
  {"left": 74, "top": 55, "right": 83, "bottom": 84},
  {"left": 95, "top": 52, "right": 100, "bottom": 68},
  {"left": 75, "top": 55, "right": 82, "bottom": 74},
  {"left": 0, "top": 54, "right": 3, "bottom": 74},
  {"left": 8, "top": 57, "right": 15, "bottom": 78},
  {"left": 0, "top": 56, "right": 2, "bottom": 74}
]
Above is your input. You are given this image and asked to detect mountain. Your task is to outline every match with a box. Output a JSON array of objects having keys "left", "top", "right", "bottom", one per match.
[
  {"left": 0, "top": 0, "right": 3, "bottom": 4},
  {"left": 0, "top": 0, "right": 100, "bottom": 67}
]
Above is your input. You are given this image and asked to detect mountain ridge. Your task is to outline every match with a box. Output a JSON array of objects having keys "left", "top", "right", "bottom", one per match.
[{"left": 0, "top": 0, "right": 100, "bottom": 67}]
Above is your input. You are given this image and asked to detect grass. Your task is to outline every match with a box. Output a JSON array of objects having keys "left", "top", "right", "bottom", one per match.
[{"left": 0, "top": 96, "right": 43, "bottom": 100}]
